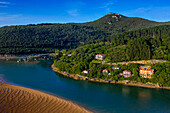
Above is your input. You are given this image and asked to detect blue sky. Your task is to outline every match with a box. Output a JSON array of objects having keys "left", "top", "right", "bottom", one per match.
[{"left": 0, "top": 0, "right": 170, "bottom": 26}]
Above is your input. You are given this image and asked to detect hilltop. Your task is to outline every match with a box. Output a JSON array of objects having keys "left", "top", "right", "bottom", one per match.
[{"left": 0, "top": 13, "right": 169, "bottom": 54}]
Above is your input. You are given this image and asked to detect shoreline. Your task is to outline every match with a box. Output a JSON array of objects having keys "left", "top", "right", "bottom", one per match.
[
  {"left": 0, "top": 53, "right": 53, "bottom": 60},
  {"left": 51, "top": 64, "right": 170, "bottom": 90},
  {"left": 0, "top": 60, "right": 40, "bottom": 64},
  {"left": 0, "top": 78, "right": 91, "bottom": 113}
]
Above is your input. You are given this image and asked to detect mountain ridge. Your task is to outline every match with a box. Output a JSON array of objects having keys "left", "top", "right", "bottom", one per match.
[
  {"left": 1, "top": 12, "right": 169, "bottom": 28},
  {"left": 0, "top": 13, "right": 169, "bottom": 54}
]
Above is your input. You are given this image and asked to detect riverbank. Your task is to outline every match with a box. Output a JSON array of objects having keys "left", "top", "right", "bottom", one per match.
[
  {"left": 0, "top": 53, "right": 53, "bottom": 59},
  {"left": 0, "top": 78, "right": 91, "bottom": 113},
  {"left": 0, "top": 60, "right": 40, "bottom": 64},
  {"left": 51, "top": 64, "right": 170, "bottom": 90}
]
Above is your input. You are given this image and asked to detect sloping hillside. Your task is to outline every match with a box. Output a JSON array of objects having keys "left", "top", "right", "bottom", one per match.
[{"left": 0, "top": 13, "right": 168, "bottom": 54}]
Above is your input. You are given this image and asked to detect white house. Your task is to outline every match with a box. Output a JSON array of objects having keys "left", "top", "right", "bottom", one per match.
[
  {"left": 95, "top": 54, "right": 105, "bottom": 60},
  {"left": 68, "top": 54, "right": 72, "bottom": 56},
  {"left": 111, "top": 65, "right": 119, "bottom": 70},
  {"left": 82, "top": 70, "right": 89, "bottom": 74}
]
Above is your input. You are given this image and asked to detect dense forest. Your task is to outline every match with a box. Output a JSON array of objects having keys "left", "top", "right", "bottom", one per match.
[
  {"left": 0, "top": 13, "right": 168, "bottom": 54},
  {"left": 54, "top": 25, "right": 170, "bottom": 86},
  {"left": 57, "top": 25, "right": 169, "bottom": 62}
]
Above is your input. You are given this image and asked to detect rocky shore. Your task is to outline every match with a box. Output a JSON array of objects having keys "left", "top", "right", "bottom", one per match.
[{"left": 51, "top": 64, "right": 170, "bottom": 90}]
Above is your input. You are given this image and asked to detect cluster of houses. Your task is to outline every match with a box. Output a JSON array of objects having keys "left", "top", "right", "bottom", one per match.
[
  {"left": 0, "top": 54, "right": 12, "bottom": 57},
  {"left": 82, "top": 54, "right": 155, "bottom": 79},
  {"left": 120, "top": 66, "right": 154, "bottom": 78},
  {"left": 82, "top": 65, "right": 154, "bottom": 79}
]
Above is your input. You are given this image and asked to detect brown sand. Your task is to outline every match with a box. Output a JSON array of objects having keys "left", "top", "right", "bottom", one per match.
[{"left": 0, "top": 80, "right": 91, "bottom": 113}]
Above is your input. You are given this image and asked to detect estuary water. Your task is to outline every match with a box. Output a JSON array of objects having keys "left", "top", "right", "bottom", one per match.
[{"left": 0, "top": 61, "right": 170, "bottom": 113}]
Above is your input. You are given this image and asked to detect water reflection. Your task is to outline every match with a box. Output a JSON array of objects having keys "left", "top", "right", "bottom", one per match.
[
  {"left": 138, "top": 90, "right": 151, "bottom": 100},
  {"left": 122, "top": 86, "right": 152, "bottom": 101},
  {"left": 122, "top": 86, "right": 130, "bottom": 96}
]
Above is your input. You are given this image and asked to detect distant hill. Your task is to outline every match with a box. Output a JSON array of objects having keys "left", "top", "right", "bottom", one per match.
[
  {"left": 0, "top": 13, "right": 169, "bottom": 54},
  {"left": 85, "top": 13, "right": 162, "bottom": 34}
]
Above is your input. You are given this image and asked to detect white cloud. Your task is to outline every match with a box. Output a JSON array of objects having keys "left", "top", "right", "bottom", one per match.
[
  {"left": 0, "top": 14, "right": 23, "bottom": 26},
  {"left": 99, "top": 0, "right": 117, "bottom": 12},
  {"left": 65, "top": 1, "right": 86, "bottom": 16},
  {"left": 0, "top": 1, "right": 11, "bottom": 8},
  {"left": 0, "top": 1, "right": 10, "bottom": 4},
  {"left": 100, "top": 2, "right": 115, "bottom": 8},
  {"left": 101, "top": 0, "right": 117, "bottom": 8},
  {"left": 67, "top": 10, "right": 79, "bottom": 16},
  {"left": 0, "top": 14, "right": 21, "bottom": 21}
]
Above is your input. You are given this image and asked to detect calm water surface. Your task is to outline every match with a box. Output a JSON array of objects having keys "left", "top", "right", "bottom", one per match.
[{"left": 0, "top": 61, "right": 170, "bottom": 113}]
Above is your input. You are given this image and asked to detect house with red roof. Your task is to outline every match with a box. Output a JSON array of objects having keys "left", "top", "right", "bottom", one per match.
[
  {"left": 123, "top": 70, "right": 132, "bottom": 77},
  {"left": 139, "top": 66, "right": 154, "bottom": 79},
  {"left": 102, "top": 69, "right": 109, "bottom": 75},
  {"left": 95, "top": 54, "right": 105, "bottom": 60}
]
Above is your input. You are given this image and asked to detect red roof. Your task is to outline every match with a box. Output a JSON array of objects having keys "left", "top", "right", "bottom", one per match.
[
  {"left": 103, "top": 69, "right": 109, "bottom": 71},
  {"left": 96, "top": 54, "right": 105, "bottom": 56},
  {"left": 123, "top": 70, "right": 131, "bottom": 72},
  {"left": 146, "top": 69, "right": 154, "bottom": 71},
  {"left": 139, "top": 66, "right": 151, "bottom": 70}
]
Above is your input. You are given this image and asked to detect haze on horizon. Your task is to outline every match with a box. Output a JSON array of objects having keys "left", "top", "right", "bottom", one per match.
[{"left": 0, "top": 0, "right": 170, "bottom": 27}]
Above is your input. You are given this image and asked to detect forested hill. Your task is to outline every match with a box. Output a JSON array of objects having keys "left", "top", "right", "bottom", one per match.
[
  {"left": 0, "top": 13, "right": 169, "bottom": 54},
  {"left": 54, "top": 25, "right": 170, "bottom": 86},
  {"left": 66, "top": 25, "right": 170, "bottom": 62}
]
